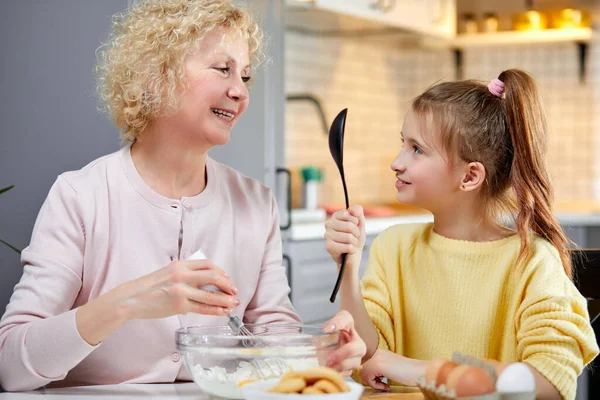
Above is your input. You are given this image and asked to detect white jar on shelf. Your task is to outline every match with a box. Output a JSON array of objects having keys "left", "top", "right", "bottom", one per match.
[
  {"left": 303, "top": 180, "right": 319, "bottom": 210},
  {"left": 301, "top": 166, "right": 323, "bottom": 210}
]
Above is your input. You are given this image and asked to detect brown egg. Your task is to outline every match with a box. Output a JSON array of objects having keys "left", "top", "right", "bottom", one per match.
[
  {"left": 446, "top": 365, "right": 495, "bottom": 397},
  {"left": 426, "top": 357, "right": 449, "bottom": 384},
  {"left": 436, "top": 361, "right": 459, "bottom": 386},
  {"left": 445, "top": 365, "right": 471, "bottom": 390}
]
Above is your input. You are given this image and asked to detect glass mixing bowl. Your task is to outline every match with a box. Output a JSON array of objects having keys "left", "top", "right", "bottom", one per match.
[{"left": 176, "top": 323, "right": 340, "bottom": 399}]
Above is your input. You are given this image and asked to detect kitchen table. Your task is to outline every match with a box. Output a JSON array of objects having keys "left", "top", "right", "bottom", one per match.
[
  {"left": 361, "top": 387, "right": 424, "bottom": 399},
  {"left": 0, "top": 383, "right": 424, "bottom": 399}
]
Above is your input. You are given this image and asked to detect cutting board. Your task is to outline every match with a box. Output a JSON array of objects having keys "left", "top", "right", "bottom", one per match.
[
  {"left": 361, "top": 387, "right": 424, "bottom": 399},
  {"left": 361, "top": 394, "right": 423, "bottom": 399}
]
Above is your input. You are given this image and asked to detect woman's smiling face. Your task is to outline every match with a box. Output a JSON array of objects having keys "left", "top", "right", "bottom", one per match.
[{"left": 170, "top": 27, "right": 251, "bottom": 147}]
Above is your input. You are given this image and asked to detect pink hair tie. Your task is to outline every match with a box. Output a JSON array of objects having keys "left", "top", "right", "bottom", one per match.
[{"left": 488, "top": 78, "right": 505, "bottom": 98}]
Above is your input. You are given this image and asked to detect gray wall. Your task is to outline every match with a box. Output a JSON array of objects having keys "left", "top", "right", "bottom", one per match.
[{"left": 0, "top": 1, "right": 128, "bottom": 313}]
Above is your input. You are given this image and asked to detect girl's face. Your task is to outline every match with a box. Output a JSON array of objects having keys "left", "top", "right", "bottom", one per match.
[
  {"left": 167, "top": 27, "right": 251, "bottom": 147},
  {"left": 390, "top": 109, "right": 465, "bottom": 212}
]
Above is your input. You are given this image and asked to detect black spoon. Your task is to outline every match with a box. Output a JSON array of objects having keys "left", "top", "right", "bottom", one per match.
[{"left": 328, "top": 108, "right": 349, "bottom": 303}]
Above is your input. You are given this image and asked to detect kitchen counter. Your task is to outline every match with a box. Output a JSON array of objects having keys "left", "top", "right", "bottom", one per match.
[
  {"left": 0, "top": 383, "right": 423, "bottom": 399},
  {"left": 290, "top": 211, "right": 600, "bottom": 241},
  {"left": 290, "top": 214, "right": 434, "bottom": 241}
]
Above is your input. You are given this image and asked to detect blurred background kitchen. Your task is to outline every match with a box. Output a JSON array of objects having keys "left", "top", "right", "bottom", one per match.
[{"left": 1, "top": 0, "right": 600, "bottom": 397}]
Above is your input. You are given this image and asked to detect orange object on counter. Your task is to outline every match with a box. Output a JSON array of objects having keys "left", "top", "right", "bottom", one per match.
[
  {"left": 363, "top": 206, "right": 398, "bottom": 217},
  {"left": 322, "top": 204, "right": 425, "bottom": 218},
  {"left": 322, "top": 204, "right": 396, "bottom": 217}
]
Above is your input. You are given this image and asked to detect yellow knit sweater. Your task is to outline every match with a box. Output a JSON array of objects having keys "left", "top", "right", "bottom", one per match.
[{"left": 358, "top": 223, "right": 598, "bottom": 400}]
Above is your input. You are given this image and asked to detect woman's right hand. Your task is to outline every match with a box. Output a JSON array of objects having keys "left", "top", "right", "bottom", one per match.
[
  {"left": 77, "top": 259, "right": 238, "bottom": 345},
  {"left": 119, "top": 259, "right": 239, "bottom": 319},
  {"left": 324, "top": 205, "right": 366, "bottom": 271}
]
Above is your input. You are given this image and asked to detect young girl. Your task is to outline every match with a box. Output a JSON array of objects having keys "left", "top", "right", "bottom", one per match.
[{"left": 324, "top": 69, "right": 598, "bottom": 400}]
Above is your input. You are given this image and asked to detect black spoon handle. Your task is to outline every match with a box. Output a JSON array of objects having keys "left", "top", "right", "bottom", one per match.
[
  {"left": 341, "top": 173, "right": 349, "bottom": 210},
  {"left": 330, "top": 253, "right": 347, "bottom": 303},
  {"left": 330, "top": 175, "right": 349, "bottom": 303}
]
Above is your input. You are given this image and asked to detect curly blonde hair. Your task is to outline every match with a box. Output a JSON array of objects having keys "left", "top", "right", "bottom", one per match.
[{"left": 96, "top": 0, "right": 264, "bottom": 143}]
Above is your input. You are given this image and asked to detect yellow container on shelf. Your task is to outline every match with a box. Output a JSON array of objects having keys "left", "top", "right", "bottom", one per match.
[
  {"left": 550, "top": 8, "right": 591, "bottom": 29},
  {"left": 512, "top": 9, "right": 548, "bottom": 31}
]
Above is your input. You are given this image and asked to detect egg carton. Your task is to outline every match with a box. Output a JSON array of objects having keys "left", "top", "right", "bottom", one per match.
[
  {"left": 415, "top": 376, "right": 500, "bottom": 400},
  {"left": 415, "top": 352, "right": 535, "bottom": 400}
]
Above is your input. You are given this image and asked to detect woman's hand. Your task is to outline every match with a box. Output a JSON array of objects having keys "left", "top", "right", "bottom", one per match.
[
  {"left": 77, "top": 259, "right": 238, "bottom": 345},
  {"left": 118, "top": 259, "right": 239, "bottom": 319},
  {"left": 323, "top": 310, "right": 367, "bottom": 376},
  {"left": 361, "top": 350, "right": 427, "bottom": 391},
  {"left": 324, "top": 205, "right": 366, "bottom": 271}
]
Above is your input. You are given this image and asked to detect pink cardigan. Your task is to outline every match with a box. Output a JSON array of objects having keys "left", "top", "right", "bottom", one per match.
[{"left": 0, "top": 146, "right": 300, "bottom": 391}]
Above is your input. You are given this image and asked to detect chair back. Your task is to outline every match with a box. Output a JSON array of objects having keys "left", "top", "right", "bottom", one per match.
[{"left": 571, "top": 249, "right": 600, "bottom": 323}]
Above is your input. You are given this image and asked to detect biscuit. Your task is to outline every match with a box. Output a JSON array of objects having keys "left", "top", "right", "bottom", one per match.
[
  {"left": 280, "top": 370, "right": 301, "bottom": 380},
  {"left": 266, "top": 366, "right": 350, "bottom": 395},
  {"left": 267, "top": 377, "right": 306, "bottom": 394},
  {"left": 302, "top": 386, "right": 324, "bottom": 395},
  {"left": 296, "top": 367, "right": 350, "bottom": 392},
  {"left": 312, "top": 379, "right": 340, "bottom": 394}
]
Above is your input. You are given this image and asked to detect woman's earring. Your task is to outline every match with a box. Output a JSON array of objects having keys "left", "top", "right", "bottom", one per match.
[{"left": 461, "top": 185, "right": 466, "bottom": 189}]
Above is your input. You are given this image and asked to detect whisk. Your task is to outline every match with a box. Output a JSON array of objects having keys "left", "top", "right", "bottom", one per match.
[
  {"left": 226, "top": 314, "right": 289, "bottom": 379},
  {"left": 187, "top": 249, "right": 288, "bottom": 379}
]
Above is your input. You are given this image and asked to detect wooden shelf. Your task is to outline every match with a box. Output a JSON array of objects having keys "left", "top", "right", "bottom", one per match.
[
  {"left": 427, "top": 28, "right": 595, "bottom": 82},
  {"left": 451, "top": 27, "right": 593, "bottom": 47}
]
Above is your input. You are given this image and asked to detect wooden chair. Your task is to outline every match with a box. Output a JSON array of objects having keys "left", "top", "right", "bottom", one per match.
[
  {"left": 572, "top": 249, "right": 600, "bottom": 324},
  {"left": 572, "top": 250, "right": 600, "bottom": 400}
]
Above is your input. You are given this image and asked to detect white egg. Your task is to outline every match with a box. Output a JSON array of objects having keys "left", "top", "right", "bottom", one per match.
[{"left": 496, "top": 362, "right": 536, "bottom": 393}]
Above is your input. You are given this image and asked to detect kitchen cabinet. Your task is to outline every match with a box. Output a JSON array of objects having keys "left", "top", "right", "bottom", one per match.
[
  {"left": 288, "top": 234, "right": 376, "bottom": 324},
  {"left": 285, "top": 0, "right": 456, "bottom": 39}
]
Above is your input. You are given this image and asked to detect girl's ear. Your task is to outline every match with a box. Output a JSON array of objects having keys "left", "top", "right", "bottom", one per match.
[{"left": 460, "top": 162, "right": 486, "bottom": 192}]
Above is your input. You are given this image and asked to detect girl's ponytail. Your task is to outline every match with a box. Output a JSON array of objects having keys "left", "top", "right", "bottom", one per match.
[{"left": 498, "top": 69, "right": 573, "bottom": 278}]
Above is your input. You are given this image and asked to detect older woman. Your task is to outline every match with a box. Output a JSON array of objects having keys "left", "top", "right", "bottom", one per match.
[{"left": 0, "top": 0, "right": 365, "bottom": 391}]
